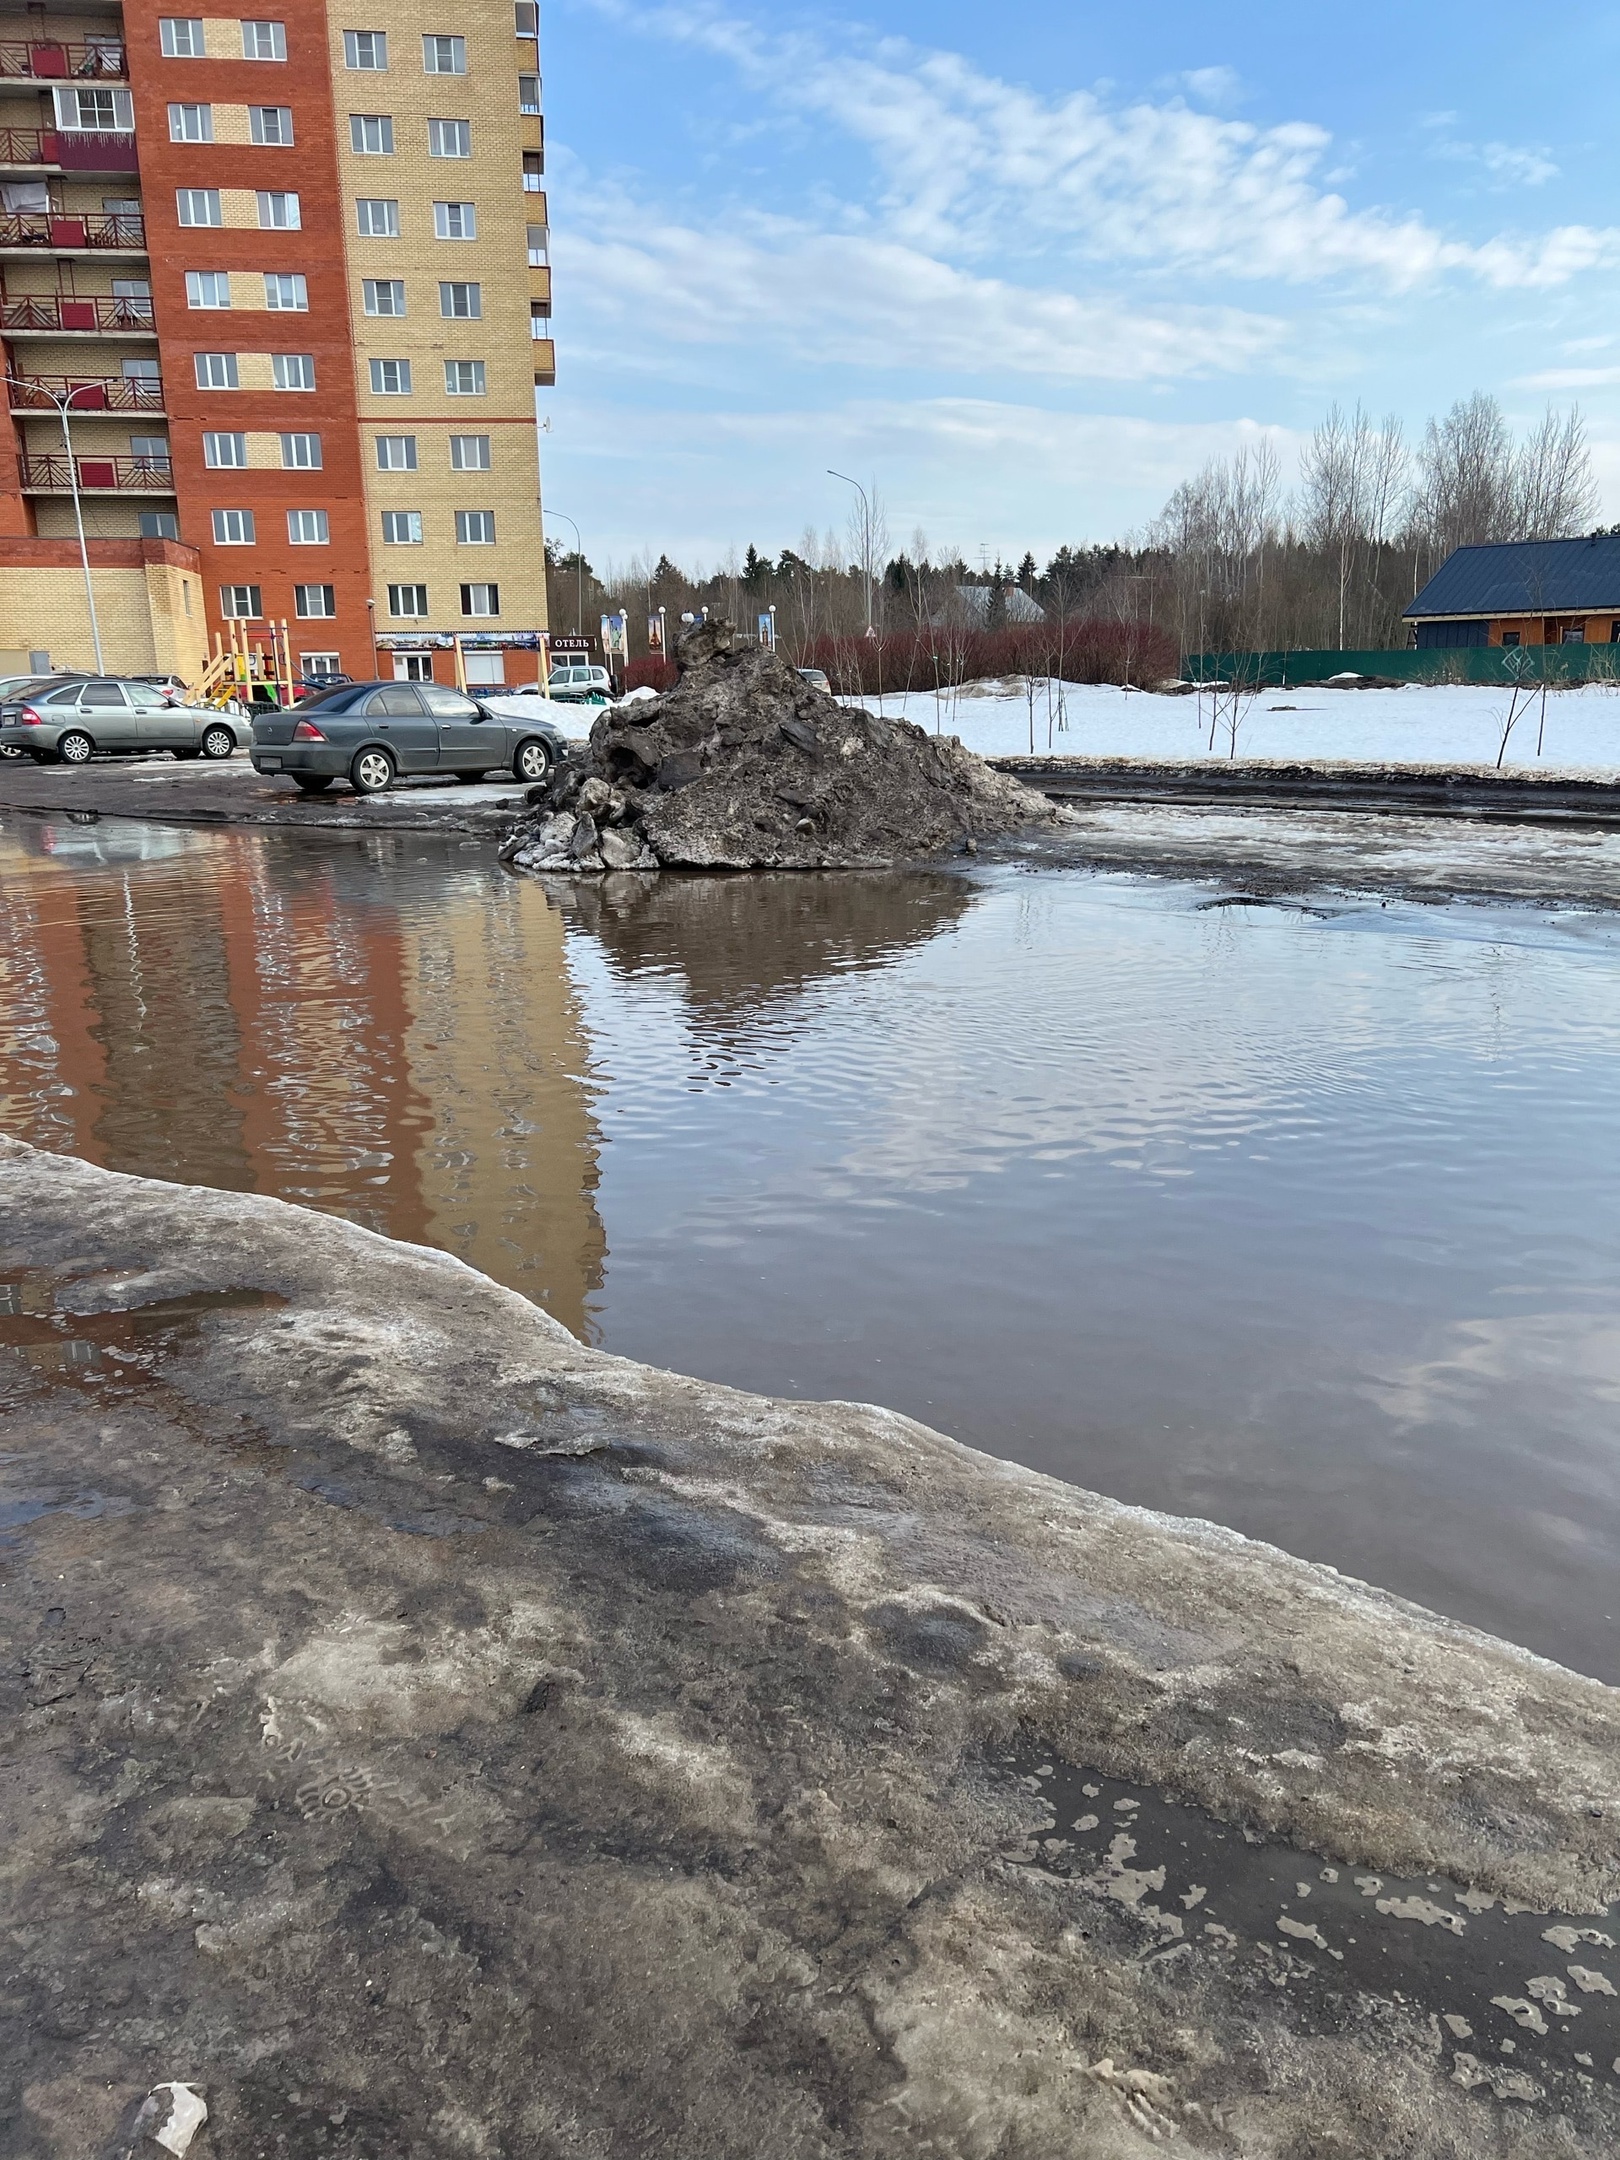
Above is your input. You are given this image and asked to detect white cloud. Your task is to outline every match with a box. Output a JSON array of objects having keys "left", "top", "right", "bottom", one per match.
[
  {"left": 1513, "top": 367, "right": 1620, "bottom": 391},
  {"left": 582, "top": 2, "right": 1619, "bottom": 292},
  {"left": 1173, "top": 66, "right": 1245, "bottom": 108},
  {"left": 557, "top": 191, "right": 1286, "bottom": 385},
  {"left": 1431, "top": 137, "right": 1559, "bottom": 189}
]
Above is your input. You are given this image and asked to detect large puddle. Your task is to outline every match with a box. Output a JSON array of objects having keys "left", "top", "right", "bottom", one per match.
[{"left": 3, "top": 810, "right": 1619, "bottom": 1683}]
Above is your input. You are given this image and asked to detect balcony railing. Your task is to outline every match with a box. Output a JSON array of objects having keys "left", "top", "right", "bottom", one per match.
[
  {"left": 0, "top": 210, "right": 144, "bottom": 250},
  {"left": 19, "top": 451, "right": 172, "bottom": 491},
  {"left": 9, "top": 371, "right": 163, "bottom": 412},
  {"left": 0, "top": 292, "right": 153, "bottom": 332},
  {"left": 0, "top": 40, "right": 126, "bottom": 80},
  {"left": 0, "top": 127, "right": 137, "bottom": 170}
]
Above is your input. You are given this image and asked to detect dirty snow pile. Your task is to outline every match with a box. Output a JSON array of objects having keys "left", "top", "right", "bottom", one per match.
[{"left": 499, "top": 619, "right": 1057, "bottom": 873}]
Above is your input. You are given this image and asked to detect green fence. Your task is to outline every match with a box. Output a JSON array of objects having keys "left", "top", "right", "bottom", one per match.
[{"left": 1181, "top": 647, "right": 1620, "bottom": 687}]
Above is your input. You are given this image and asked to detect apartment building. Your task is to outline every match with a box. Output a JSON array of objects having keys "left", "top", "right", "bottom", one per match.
[{"left": 0, "top": 0, "right": 552, "bottom": 684}]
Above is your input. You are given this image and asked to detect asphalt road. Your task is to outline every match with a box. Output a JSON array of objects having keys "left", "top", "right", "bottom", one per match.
[{"left": 0, "top": 749, "right": 529, "bottom": 833}]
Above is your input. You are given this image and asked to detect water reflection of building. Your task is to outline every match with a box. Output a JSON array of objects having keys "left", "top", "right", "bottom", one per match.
[{"left": 0, "top": 823, "right": 605, "bottom": 1341}]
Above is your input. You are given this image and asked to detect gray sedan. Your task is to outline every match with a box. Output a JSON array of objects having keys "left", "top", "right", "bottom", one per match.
[
  {"left": 0, "top": 678, "right": 244, "bottom": 764},
  {"left": 250, "top": 681, "right": 569, "bottom": 794}
]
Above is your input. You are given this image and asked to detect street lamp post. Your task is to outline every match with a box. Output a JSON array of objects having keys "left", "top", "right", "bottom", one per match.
[
  {"left": 5, "top": 372, "right": 106, "bottom": 671},
  {"left": 543, "top": 508, "right": 585, "bottom": 634},
  {"left": 827, "top": 469, "right": 875, "bottom": 637}
]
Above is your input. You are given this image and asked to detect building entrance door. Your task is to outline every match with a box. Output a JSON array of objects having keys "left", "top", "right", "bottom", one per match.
[{"left": 392, "top": 653, "right": 435, "bottom": 682}]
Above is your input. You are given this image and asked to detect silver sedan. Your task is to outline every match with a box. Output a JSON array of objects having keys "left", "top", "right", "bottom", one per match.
[{"left": 0, "top": 678, "right": 246, "bottom": 764}]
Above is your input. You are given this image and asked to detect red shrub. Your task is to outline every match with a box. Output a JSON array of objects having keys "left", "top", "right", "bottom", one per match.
[{"left": 784, "top": 621, "right": 1177, "bottom": 694}]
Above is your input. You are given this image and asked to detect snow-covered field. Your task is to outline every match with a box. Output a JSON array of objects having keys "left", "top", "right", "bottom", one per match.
[{"left": 843, "top": 678, "right": 1620, "bottom": 774}]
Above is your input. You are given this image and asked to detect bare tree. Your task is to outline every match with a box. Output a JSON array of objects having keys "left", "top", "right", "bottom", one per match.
[
  {"left": 1513, "top": 404, "right": 1598, "bottom": 538},
  {"left": 1413, "top": 393, "right": 1516, "bottom": 555}
]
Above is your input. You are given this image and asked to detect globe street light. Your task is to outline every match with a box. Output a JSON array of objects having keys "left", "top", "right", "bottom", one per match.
[
  {"left": 543, "top": 508, "right": 585, "bottom": 635},
  {"left": 827, "top": 469, "right": 875, "bottom": 638},
  {"left": 3, "top": 371, "right": 106, "bottom": 671}
]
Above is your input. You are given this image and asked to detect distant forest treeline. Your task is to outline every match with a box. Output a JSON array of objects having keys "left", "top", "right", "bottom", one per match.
[{"left": 544, "top": 392, "right": 1606, "bottom": 686}]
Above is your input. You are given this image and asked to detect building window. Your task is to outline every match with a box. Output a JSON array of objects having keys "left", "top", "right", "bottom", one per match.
[
  {"left": 264, "top": 273, "right": 308, "bottom": 310},
  {"left": 350, "top": 112, "right": 394, "bottom": 153},
  {"left": 242, "top": 21, "right": 287, "bottom": 60},
  {"left": 355, "top": 197, "right": 399, "bottom": 237},
  {"left": 375, "top": 435, "right": 417, "bottom": 471},
  {"left": 460, "top": 583, "right": 498, "bottom": 617},
  {"left": 288, "top": 509, "right": 329, "bottom": 543},
  {"left": 186, "top": 270, "right": 231, "bottom": 308},
  {"left": 423, "top": 34, "right": 466, "bottom": 73},
  {"left": 257, "top": 192, "right": 300, "bottom": 229},
  {"left": 362, "top": 279, "right": 406, "bottom": 318},
  {"left": 295, "top": 584, "right": 336, "bottom": 618},
  {"left": 194, "top": 351, "right": 239, "bottom": 389},
  {"left": 342, "top": 29, "right": 387, "bottom": 68},
  {"left": 527, "top": 223, "right": 548, "bottom": 265},
  {"left": 280, "top": 432, "right": 322, "bottom": 468},
  {"left": 388, "top": 583, "right": 429, "bottom": 618},
  {"left": 381, "top": 510, "right": 423, "bottom": 543},
  {"left": 211, "top": 508, "right": 255, "bottom": 544},
  {"left": 369, "top": 357, "right": 412, "bottom": 394},
  {"left": 250, "top": 106, "right": 294, "bottom": 144},
  {"left": 203, "top": 431, "right": 247, "bottom": 467},
  {"left": 433, "top": 200, "right": 476, "bottom": 240},
  {"left": 444, "top": 359, "right": 485, "bottom": 395},
  {"left": 448, "top": 434, "right": 490, "bottom": 471},
  {"left": 160, "top": 18, "right": 205, "bottom": 57},
  {"left": 220, "top": 584, "right": 262, "bottom": 618},
  {"left": 1500, "top": 631, "right": 1521, "bottom": 648},
  {"left": 139, "top": 511, "right": 180, "bottom": 539},
  {"left": 301, "top": 652, "right": 340, "bottom": 673},
  {"left": 456, "top": 510, "right": 495, "bottom": 544},
  {"left": 169, "top": 102, "right": 213, "bottom": 142},
  {"left": 272, "top": 352, "right": 316, "bottom": 389},
  {"left": 439, "top": 281, "right": 481, "bottom": 319},
  {"left": 427, "top": 117, "right": 470, "bottom": 157},
  {"left": 515, "top": 3, "right": 538, "bottom": 34},
  {"left": 518, "top": 74, "right": 540, "bottom": 114},
  {"left": 176, "top": 188, "right": 221, "bottom": 226},
  {"left": 57, "top": 86, "right": 133, "bottom": 131},
  {"left": 522, "top": 152, "right": 542, "bottom": 192}
]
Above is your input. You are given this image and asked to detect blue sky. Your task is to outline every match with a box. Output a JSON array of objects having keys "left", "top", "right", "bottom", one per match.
[{"left": 539, "top": 0, "right": 1620, "bottom": 570}]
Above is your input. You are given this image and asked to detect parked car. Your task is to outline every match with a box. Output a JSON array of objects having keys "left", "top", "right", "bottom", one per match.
[
  {"left": 0, "top": 677, "right": 246, "bottom": 763},
  {"left": 546, "top": 662, "right": 614, "bottom": 698},
  {"left": 0, "top": 673, "right": 72, "bottom": 756},
  {"left": 796, "top": 667, "right": 832, "bottom": 693},
  {"left": 249, "top": 680, "right": 570, "bottom": 794},
  {"left": 294, "top": 672, "right": 354, "bottom": 700},
  {"left": 127, "top": 673, "right": 191, "bottom": 704}
]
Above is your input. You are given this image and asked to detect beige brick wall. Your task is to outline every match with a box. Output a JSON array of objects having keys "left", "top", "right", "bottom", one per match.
[
  {"left": 0, "top": 562, "right": 207, "bottom": 681},
  {"left": 328, "top": 0, "right": 547, "bottom": 642}
]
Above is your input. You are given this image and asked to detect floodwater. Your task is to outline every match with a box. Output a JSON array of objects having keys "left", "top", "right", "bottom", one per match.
[{"left": 3, "top": 808, "right": 1619, "bottom": 1683}]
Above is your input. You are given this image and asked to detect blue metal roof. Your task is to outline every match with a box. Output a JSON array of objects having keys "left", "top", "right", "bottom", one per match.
[{"left": 1405, "top": 534, "right": 1620, "bottom": 619}]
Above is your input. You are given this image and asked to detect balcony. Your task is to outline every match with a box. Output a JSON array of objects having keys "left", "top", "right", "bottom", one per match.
[
  {"left": 19, "top": 451, "right": 173, "bottom": 493},
  {"left": 0, "top": 39, "right": 126, "bottom": 82},
  {"left": 532, "top": 336, "right": 554, "bottom": 387},
  {"left": 0, "top": 126, "right": 137, "bottom": 173},
  {"left": 0, "top": 292, "right": 154, "bottom": 334},
  {"left": 9, "top": 370, "right": 163, "bottom": 414},
  {"left": 0, "top": 209, "right": 144, "bottom": 252}
]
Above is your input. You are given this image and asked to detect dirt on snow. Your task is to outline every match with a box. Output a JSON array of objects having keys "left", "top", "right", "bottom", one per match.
[{"left": 499, "top": 618, "right": 1059, "bottom": 873}]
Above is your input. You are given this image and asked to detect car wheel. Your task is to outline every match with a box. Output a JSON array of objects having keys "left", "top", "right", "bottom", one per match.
[
  {"left": 514, "top": 737, "right": 552, "bottom": 783},
  {"left": 294, "top": 775, "right": 335, "bottom": 795},
  {"left": 56, "top": 730, "right": 93, "bottom": 765},
  {"left": 201, "top": 725, "right": 235, "bottom": 760},
  {"left": 0, "top": 743, "right": 21, "bottom": 760},
  {"left": 171, "top": 747, "right": 201, "bottom": 760},
  {"left": 350, "top": 747, "right": 395, "bottom": 795}
]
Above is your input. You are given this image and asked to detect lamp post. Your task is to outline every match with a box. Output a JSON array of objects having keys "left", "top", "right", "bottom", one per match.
[
  {"left": 5, "top": 371, "right": 105, "bottom": 671},
  {"left": 827, "top": 468, "right": 875, "bottom": 637},
  {"left": 543, "top": 508, "right": 585, "bottom": 634}
]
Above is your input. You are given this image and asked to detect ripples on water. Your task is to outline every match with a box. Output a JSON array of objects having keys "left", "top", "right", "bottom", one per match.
[{"left": 2, "top": 810, "right": 1618, "bottom": 1680}]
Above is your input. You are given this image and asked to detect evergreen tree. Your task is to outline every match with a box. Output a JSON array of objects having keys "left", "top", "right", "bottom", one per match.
[
  {"left": 1016, "top": 551, "right": 1037, "bottom": 592},
  {"left": 742, "top": 544, "right": 766, "bottom": 588}
]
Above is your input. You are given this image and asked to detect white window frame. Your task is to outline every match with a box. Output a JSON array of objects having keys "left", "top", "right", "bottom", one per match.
[
  {"left": 242, "top": 20, "right": 287, "bottom": 60},
  {"left": 342, "top": 29, "right": 388, "bottom": 70},
  {"left": 257, "top": 191, "right": 301, "bottom": 229},
  {"left": 176, "top": 188, "right": 221, "bottom": 227},
  {"left": 211, "top": 508, "right": 256, "bottom": 545},
  {"left": 280, "top": 432, "right": 323, "bottom": 469},
  {"left": 456, "top": 510, "right": 495, "bottom": 544},
  {"left": 220, "top": 584, "right": 263, "bottom": 619},
  {"left": 272, "top": 352, "right": 317, "bottom": 390},
  {"left": 185, "top": 270, "right": 231, "bottom": 308},
  {"left": 362, "top": 278, "right": 406, "bottom": 317},
  {"left": 375, "top": 435, "right": 418, "bottom": 472},
  {"left": 448, "top": 433, "right": 490, "bottom": 471},
  {"left": 349, "top": 112, "right": 394, "bottom": 154},
  {"left": 55, "top": 86, "right": 134, "bottom": 132},
  {"left": 381, "top": 510, "right": 423, "bottom": 543},
  {"left": 264, "top": 273, "right": 308, "bottom": 311},
  {"left": 427, "top": 117, "right": 470, "bottom": 157},
  {"left": 194, "top": 351, "right": 239, "bottom": 389},
  {"left": 249, "top": 105, "right": 294, "bottom": 145},
  {"left": 168, "top": 101, "right": 213, "bottom": 142},
  {"left": 355, "top": 197, "right": 399, "bottom": 237},
  {"left": 423, "top": 34, "right": 466, "bottom": 73},
  {"left": 439, "top": 281, "right": 481, "bottom": 319},
  {"left": 160, "top": 18, "right": 205, "bottom": 57},
  {"left": 294, "top": 583, "right": 337, "bottom": 619},
  {"left": 444, "top": 359, "right": 485, "bottom": 395},
  {"left": 460, "top": 582, "right": 498, "bottom": 617},
  {"left": 433, "top": 200, "right": 476, "bottom": 240},
  {"left": 287, "top": 509, "right": 330, "bottom": 544},
  {"left": 369, "top": 357, "right": 413, "bottom": 394},
  {"left": 387, "top": 583, "right": 430, "bottom": 618},
  {"left": 203, "top": 431, "right": 247, "bottom": 468}
]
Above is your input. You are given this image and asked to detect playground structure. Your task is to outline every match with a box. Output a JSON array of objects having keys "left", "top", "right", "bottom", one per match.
[{"left": 193, "top": 620, "right": 302, "bottom": 712}]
